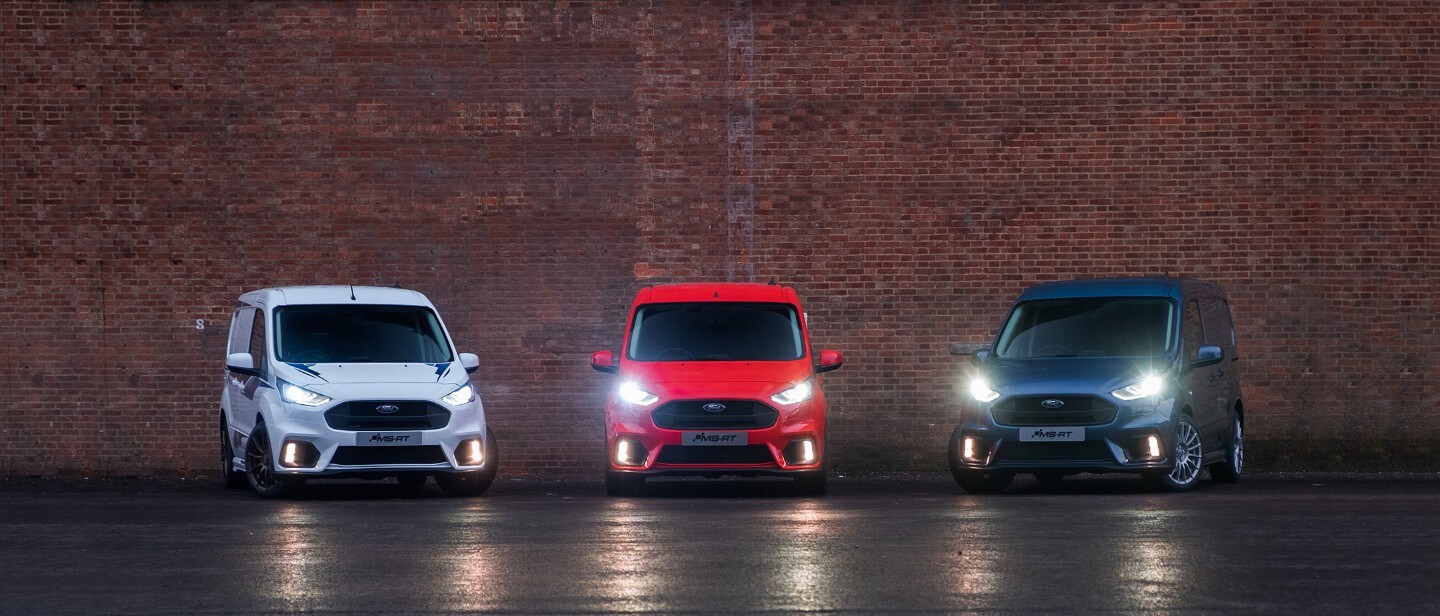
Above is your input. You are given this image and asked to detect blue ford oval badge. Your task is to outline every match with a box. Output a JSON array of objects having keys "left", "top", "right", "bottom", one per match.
[
  {"left": 702, "top": 403, "right": 727, "bottom": 413},
  {"left": 376, "top": 404, "right": 401, "bottom": 414},
  {"left": 1041, "top": 399, "right": 1065, "bottom": 409}
]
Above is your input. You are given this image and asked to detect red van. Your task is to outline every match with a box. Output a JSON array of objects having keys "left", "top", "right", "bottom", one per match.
[{"left": 590, "top": 283, "right": 843, "bottom": 496}]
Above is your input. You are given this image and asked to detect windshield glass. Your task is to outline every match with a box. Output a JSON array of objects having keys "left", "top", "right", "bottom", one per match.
[
  {"left": 275, "top": 305, "right": 453, "bottom": 363},
  {"left": 627, "top": 302, "right": 805, "bottom": 362},
  {"left": 995, "top": 298, "right": 1175, "bottom": 359}
]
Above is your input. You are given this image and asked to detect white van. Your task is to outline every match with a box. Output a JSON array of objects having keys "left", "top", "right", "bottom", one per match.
[{"left": 219, "top": 286, "right": 497, "bottom": 497}]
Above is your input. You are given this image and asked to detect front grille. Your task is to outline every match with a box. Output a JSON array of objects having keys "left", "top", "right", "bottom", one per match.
[
  {"left": 325, "top": 400, "right": 450, "bottom": 431},
  {"left": 995, "top": 441, "right": 1114, "bottom": 462},
  {"left": 991, "top": 396, "right": 1118, "bottom": 426},
  {"left": 655, "top": 445, "right": 775, "bottom": 465},
  {"left": 652, "top": 400, "right": 779, "bottom": 430},
  {"left": 330, "top": 445, "right": 448, "bottom": 466}
]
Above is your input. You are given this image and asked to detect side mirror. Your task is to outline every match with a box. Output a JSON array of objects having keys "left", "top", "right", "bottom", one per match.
[
  {"left": 459, "top": 353, "right": 480, "bottom": 374},
  {"left": 973, "top": 349, "right": 993, "bottom": 363},
  {"left": 1192, "top": 345, "right": 1224, "bottom": 367},
  {"left": 226, "top": 352, "right": 259, "bottom": 376},
  {"left": 591, "top": 350, "right": 617, "bottom": 374},
  {"left": 816, "top": 349, "right": 844, "bottom": 373}
]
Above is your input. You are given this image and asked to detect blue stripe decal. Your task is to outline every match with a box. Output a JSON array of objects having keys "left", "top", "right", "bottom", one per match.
[
  {"left": 287, "top": 363, "right": 323, "bottom": 379},
  {"left": 431, "top": 363, "right": 450, "bottom": 381}
]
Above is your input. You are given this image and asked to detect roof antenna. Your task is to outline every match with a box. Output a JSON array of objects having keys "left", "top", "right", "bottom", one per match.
[
  {"left": 392, "top": 280, "right": 401, "bottom": 289},
  {"left": 768, "top": 277, "right": 778, "bottom": 286},
  {"left": 349, "top": 284, "right": 356, "bottom": 300}
]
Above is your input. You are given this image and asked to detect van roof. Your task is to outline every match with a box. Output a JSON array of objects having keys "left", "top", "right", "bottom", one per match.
[
  {"left": 237, "top": 285, "right": 434, "bottom": 309},
  {"left": 1017, "top": 277, "right": 1220, "bottom": 302},
  {"left": 636, "top": 282, "right": 799, "bottom": 305}
]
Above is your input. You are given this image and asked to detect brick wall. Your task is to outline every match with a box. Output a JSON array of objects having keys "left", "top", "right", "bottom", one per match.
[{"left": 2, "top": 1, "right": 1435, "bottom": 476}]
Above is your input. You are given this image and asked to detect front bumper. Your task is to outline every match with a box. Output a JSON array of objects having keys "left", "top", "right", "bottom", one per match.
[
  {"left": 953, "top": 397, "right": 1178, "bottom": 473},
  {"left": 607, "top": 401, "right": 824, "bottom": 476},
  {"left": 257, "top": 400, "right": 492, "bottom": 477}
]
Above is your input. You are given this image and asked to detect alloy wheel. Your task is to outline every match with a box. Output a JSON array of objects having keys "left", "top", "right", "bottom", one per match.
[
  {"left": 1168, "top": 421, "right": 1203, "bottom": 485},
  {"left": 246, "top": 426, "right": 278, "bottom": 491}
]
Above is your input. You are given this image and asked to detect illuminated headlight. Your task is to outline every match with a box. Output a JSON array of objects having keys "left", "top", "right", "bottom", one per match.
[
  {"left": 279, "top": 380, "right": 331, "bottom": 407},
  {"left": 1112, "top": 375, "right": 1165, "bottom": 401},
  {"left": 771, "top": 380, "right": 813, "bottom": 405},
  {"left": 442, "top": 383, "right": 476, "bottom": 406},
  {"left": 618, "top": 382, "right": 660, "bottom": 406},
  {"left": 968, "top": 379, "right": 1000, "bottom": 403}
]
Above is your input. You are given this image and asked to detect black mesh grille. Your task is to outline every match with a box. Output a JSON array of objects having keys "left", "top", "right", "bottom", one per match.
[
  {"left": 655, "top": 445, "right": 775, "bottom": 465},
  {"left": 995, "top": 441, "right": 1114, "bottom": 462},
  {"left": 991, "top": 396, "right": 1118, "bottom": 426},
  {"left": 325, "top": 400, "right": 451, "bottom": 431},
  {"left": 330, "top": 445, "right": 448, "bottom": 466},
  {"left": 651, "top": 400, "right": 779, "bottom": 430}
]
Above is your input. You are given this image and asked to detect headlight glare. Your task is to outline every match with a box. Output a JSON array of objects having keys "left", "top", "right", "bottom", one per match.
[
  {"left": 968, "top": 379, "right": 1000, "bottom": 403},
  {"left": 280, "top": 380, "right": 331, "bottom": 407},
  {"left": 442, "top": 383, "right": 475, "bottom": 406},
  {"left": 1112, "top": 375, "right": 1165, "bottom": 401},
  {"left": 771, "top": 379, "right": 814, "bottom": 405},
  {"left": 618, "top": 381, "right": 659, "bottom": 406}
]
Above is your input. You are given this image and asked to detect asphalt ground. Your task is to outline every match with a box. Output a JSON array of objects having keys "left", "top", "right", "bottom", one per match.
[{"left": 2, "top": 472, "right": 1438, "bottom": 615}]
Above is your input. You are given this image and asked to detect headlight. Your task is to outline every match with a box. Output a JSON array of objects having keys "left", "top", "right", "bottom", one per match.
[
  {"left": 771, "top": 380, "right": 813, "bottom": 405},
  {"left": 968, "top": 379, "right": 1000, "bottom": 403},
  {"left": 442, "top": 383, "right": 475, "bottom": 406},
  {"left": 618, "top": 381, "right": 659, "bottom": 406},
  {"left": 279, "top": 380, "right": 331, "bottom": 407},
  {"left": 1112, "top": 375, "right": 1165, "bottom": 401}
]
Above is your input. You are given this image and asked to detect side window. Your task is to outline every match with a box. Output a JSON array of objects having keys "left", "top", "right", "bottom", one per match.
[
  {"left": 1200, "top": 297, "right": 1235, "bottom": 350},
  {"left": 228, "top": 307, "right": 255, "bottom": 356},
  {"left": 1181, "top": 299, "right": 1205, "bottom": 359},
  {"left": 247, "top": 309, "right": 268, "bottom": 378}
]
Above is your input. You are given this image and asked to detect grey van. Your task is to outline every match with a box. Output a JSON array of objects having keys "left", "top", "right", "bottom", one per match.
[{"left": 950, "top": 278, "right": 1244, "bottom": 493}]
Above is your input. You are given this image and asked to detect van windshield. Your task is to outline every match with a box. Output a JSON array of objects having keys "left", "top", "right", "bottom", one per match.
[
  {"left": 275, "top": 305, "right": 453, "bottom": 363},
  {"left": 627, "top": 302, "right": 804, "bottom": 362},
  {"left": 995, "top": 298, "right": 1175, "bottom": 359}
]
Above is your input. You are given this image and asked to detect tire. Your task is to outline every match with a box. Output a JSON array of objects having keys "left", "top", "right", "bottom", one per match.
[
  {"left": 1209, "top": 417, "right": 1244, "bottom": 483},
  {"left": 1145, "top": 419, "right": 1204, "bottom": 492},
  {"left": 219, "top": 416, "right": 247, "bottom": 490},
  {"left": 794, "top": 470, "right": 827, "bottom": 496},
  {"left": 948, "top": 428, "right": 1014, "bottom": 494},
  {"left": 436, "top": 432, "right": 499, "bottom": 497},
  {"left": 605, "top": 472, "right": 644, "bottom": 497},
  {"left": 245, "top": 421, "right": 300, "bottom": 499}
]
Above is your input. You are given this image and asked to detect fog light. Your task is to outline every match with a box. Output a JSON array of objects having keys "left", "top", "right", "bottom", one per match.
[
  {"left": 781, "top": 439, "right": 819, "bottom": 466},
  {"left": 278, "top": 440, "right": 320, "bottom": 468},
  {"left": 613, "top": 439, "right": 646, "bottom": 467},
  {"left": 961, "top": 436, "right": 989, "bottom": 462},
  {"left": 457, "top": 438, "right": 485, "bottom": 466},
  {"left": 1146, "top": 435, "right": 1162, "bottom": 459}
]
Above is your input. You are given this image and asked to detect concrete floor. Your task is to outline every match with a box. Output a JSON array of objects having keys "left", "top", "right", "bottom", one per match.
[{"left": 2, "top": 473, "right": 1438, "bottom": 614}]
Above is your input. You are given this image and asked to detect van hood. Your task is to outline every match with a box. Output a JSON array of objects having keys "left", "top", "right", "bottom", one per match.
[
  {"left": 275, "top": 361, "right": 466, "bottom": 386},
  {"left": 623, "top": 359, "right": 813, "bottom": 386},
  {"left": 980, "top": 357, "right": 1171, "bottom": 396}
]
